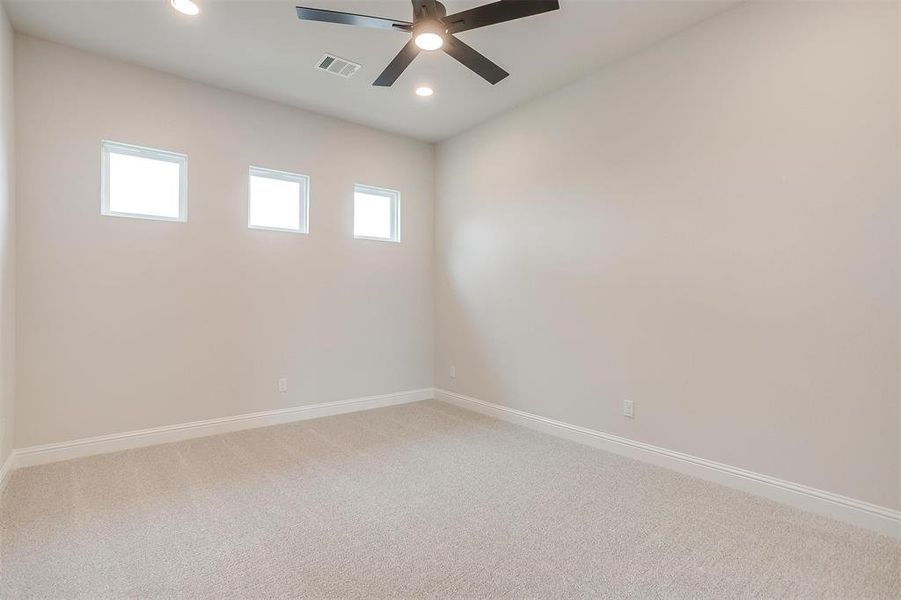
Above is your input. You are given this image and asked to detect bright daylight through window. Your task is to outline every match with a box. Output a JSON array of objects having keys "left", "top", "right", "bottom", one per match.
[
  {"left": 101, "top": 141, "right": 187, "bottom": 221},
  {"left": 248, "top": 167, "right": 309, "bottom": 233},
  {"left": 354, "top": 184, "right": 400, "bottom": 242}
]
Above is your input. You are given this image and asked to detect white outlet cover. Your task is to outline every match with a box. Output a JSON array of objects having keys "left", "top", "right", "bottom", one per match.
[
  {"left": 450, "top": 365, "right": 456, "bottom": 378},
  {"left": 278, "top": 378, "right": 288, "bottom": 393},
  {"left": 623, "top": 399, "right": 634, "bottom": 418}
]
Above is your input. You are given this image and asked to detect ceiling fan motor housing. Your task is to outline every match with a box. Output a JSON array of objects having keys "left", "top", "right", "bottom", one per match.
[{"left": 415, "top": 1, "right": 447, "bottom": 21}]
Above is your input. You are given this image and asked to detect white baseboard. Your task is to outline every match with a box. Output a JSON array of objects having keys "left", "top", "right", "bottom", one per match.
[
  {"left": 434, "top": 388, "right": 901, "bottom": 539},
  {"left": 0, "top": 451, "right": 13, "bottom": 495},
  {"left": 12, "top": 388, "right": 433, "bottom": 470},
  {"left": 8, "top": 386, "right": 899, "bottom": 539}
]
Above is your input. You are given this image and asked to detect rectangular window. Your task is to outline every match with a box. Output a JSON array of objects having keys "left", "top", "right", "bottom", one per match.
[
  {"left": 248, "top": 166, "right": 310, "bottom": 233},
  {"left": 101, "top": 140, "right": 187, "bottom": 222},
  {"left": 354, "top": 184, "right": 400, "bottom": 242}
]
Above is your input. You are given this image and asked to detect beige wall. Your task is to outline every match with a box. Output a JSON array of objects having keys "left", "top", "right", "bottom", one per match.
[
  {"left": 435, "top": 1, "right": 900, "bottom": 509},
  {"left": 0, "top": 6, "right": 14, "bottom": 465},
  {"left": 14, "top": 35, "right": 434, "bottom": 448}
]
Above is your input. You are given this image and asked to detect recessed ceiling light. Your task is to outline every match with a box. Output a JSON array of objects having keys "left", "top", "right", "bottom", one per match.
[
  {"left": 171, "top": 0, "right": 200, "bottom": 16},
  {"left": 415, "top": 86, "right": 434, "bottom": 97}
]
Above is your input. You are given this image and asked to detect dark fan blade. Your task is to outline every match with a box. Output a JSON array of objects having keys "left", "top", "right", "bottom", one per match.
[
  {"left": 296, "top": 6, "right": 411, "bottom": 31},
  {"left": 443, "top": 0, "right": 559, "bottom": 34},
  {"left": 373, "top": 39, "right": 421, "bottom": 86},
  {"left": 443, "top": 35, "right": 508, "bottom": 84}
]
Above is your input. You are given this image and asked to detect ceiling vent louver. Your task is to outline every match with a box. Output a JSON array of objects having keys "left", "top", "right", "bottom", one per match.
[{"left": 315, "top": 54, "right": 361, "bottom": 78}]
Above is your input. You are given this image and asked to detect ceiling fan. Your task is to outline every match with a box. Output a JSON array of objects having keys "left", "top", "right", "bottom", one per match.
[{"left": 296, "top": 0, "right": 560, "bottom": 87}]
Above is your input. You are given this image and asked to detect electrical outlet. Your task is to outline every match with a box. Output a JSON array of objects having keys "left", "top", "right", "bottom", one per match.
[
  {"left": 450, "top": 365, "right": 456, "bottom": 378},
  {"left": 623, "top": 399, "right": 634, "bottom": 418},
  {"left": 278, "top": 378, "right": 288, "bottom": 393}
]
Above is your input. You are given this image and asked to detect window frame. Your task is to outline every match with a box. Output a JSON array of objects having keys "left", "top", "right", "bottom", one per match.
[
  {"left": 100, "top": 140, "right": 188, "bottom": 222},
  {"left": 247, "top": 165, "right": 311, "bottom": 234},
  {"left": 353, "top": 183, "right": 401, "bottom": 243}
]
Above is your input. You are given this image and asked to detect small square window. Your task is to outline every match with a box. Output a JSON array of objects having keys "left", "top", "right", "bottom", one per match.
[
  {"left": 354, "top": 184, "right": 400, "bottom": 242},
  {"left": 248, "top": 166, "right": 310, "bottom": 233},
  {"left": 101, "top": 140, "right": 187, "bottom": 222}
]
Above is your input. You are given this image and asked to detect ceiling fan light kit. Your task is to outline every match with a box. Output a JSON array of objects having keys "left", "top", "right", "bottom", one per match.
[
  {"left": 295, "top": 0, "right": 560, "bottom": 87},
  {"left": 414, "top": 21, "right": 446, "bottom": 51}
]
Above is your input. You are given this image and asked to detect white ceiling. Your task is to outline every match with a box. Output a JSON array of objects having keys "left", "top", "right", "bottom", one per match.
[{"left": 6, "top": 0, "right": 738, "bottom": 142}]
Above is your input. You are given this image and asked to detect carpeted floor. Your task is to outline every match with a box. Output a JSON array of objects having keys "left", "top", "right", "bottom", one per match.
[{"left": 1, "top": 400, "right": 899, "bottom": 599}]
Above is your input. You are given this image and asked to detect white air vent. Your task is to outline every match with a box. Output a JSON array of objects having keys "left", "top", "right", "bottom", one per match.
[{"left": 315, "top": 54, "right": 361, "bottom": 78}]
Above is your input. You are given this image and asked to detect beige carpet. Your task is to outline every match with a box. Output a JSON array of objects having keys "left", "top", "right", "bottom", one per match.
[{"left": 1, "top": 400, "right": 899, "bottom": 599}]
